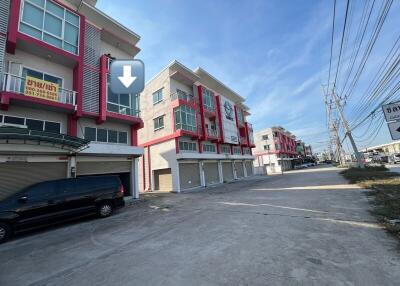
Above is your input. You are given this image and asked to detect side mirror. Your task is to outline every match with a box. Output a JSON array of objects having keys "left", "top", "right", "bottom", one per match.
[{"left": 18, "top": 196, "right": 28, "bottom": 203}]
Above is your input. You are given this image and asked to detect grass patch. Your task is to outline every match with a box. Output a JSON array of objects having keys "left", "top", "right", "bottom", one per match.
[{"left": 340, "top": 166, "right": 400, "bottom": 239}]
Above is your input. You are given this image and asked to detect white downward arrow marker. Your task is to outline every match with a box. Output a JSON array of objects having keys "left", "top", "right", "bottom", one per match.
[{"left": 118, "top": 65, "right": 136, "bottom": 88}]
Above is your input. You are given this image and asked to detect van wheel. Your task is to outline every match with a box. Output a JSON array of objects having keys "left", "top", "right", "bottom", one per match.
[
  {"left": 0, "top": 222, "right": 11, "bottom": 244},
  {"left": 97, "top": 202, "right": 113, "bottom": 218}
]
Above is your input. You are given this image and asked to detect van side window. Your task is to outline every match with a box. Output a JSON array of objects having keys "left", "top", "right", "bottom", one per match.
[
  {"left": 25, "top": 182, "right": 57, "bottom": 200},
  {"left": 56, "top": 180, "right": 76, "bottom": 195}
]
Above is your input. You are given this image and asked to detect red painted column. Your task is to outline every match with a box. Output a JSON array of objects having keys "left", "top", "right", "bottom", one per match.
[
  {"left": 216, "top": 95, "right": 224, "bottom": 143},
  {"left": 130, "top": 126, "right": 138, "bottom": 146},
  {"left": 67, "top": 115, "right": 78, "bottom": 136},
  {"left": 6, "top": 0, "right": 20, "bottom": 54},
  {"left": 97, "top": 55, "right": 108, "bottom": 124},
  {"left": 147, "top": 146, "right": 152, "bottom": 190}
]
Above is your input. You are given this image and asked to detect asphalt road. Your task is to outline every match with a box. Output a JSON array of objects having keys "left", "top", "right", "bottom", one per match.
[{"left": 1, "top": 166, "right": 400, "bottom": 286}]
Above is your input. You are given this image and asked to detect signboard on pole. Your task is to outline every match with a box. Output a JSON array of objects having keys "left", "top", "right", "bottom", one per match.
[
  {"left": 387, "top": 121, "right": 400, "bottom": 140},
  {"left": 382, "top": 101, "right": 400, "bottom": 122}
]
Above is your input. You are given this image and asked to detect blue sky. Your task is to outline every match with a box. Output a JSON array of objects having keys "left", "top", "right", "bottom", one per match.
[{"left": 97, "top": 0, "right": 400, "bottom": 153}]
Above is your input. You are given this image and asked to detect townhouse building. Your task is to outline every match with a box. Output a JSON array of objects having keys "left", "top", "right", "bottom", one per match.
[
  {"left": 0, "top": 0, "right": 143, "bottom": 200},
  {"left": 138, "top": 61, "right": 255, "bottom": 192},
  {"left": 253, "top": 126, "right": 298, "bottom": 174}
]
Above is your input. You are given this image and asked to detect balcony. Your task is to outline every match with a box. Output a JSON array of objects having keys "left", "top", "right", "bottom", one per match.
[
  {"left": 1, "top": 73, "right": 76, "bottom": 112},
  {"left": 240, "top": 136, "right": 248, "bottom": 145},
  {"left": 171, "top": 91, "right": 195, "bottom": 103},
  {"left": 106, "top": 84, "right": 140, "bottom": 118},
  {"left": 206, "top": 128, "right": 219, "bottom": 138}
]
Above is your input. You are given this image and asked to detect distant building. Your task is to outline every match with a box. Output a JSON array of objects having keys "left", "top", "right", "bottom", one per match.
[{"left": 253, "top": 126, "right": 298, "bottom": 174}]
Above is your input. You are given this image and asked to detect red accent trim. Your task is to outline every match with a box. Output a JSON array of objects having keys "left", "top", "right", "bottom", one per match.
[
  {"left": 197, "top": 85, "right": 207, "bottom": 140},
  {"left": 216, "top": 95, "right": 224, "bottom": 142},
  {"left": 6, "top": 0, "right": 20, "bottom": 54},
  {"left": 106, "top": 112, "right": 144, "bottom": 128},
  {"left": 130, "top": 125, "right": 138, "bottom": 146},
  {"left": 171, "top": 98, "right": 197, "bottom": 110},
  {"left": 141, "top": 155, "right": 146, "bottom": 191},
  {"left": 67, "top": 115, "right": 77, "bottom": 136},
  {"left": 234, "top": 105, "right": 239, "bottom": 130},
  {"left": 0, "top": 91, "right": 75, "bottom": 112},
  {"left": 175, "top": 137, "right": 179, "bottom": 154},
  {"left": 147, "top": 146, "right": 151, "bottom": 190},
  {"left": 198, "top": 139, "right": 203, "bottom": 153},
  {"left": 139, "top": 130, "right": 197, "bottom": 148},
  {"left": 97, "top": 55, "right": 108, "bottom": 124}
]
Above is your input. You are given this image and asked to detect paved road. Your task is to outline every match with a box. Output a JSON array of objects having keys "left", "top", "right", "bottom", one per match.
[{"left": 1, "top": 166, "right": 400, "bottom": 286}]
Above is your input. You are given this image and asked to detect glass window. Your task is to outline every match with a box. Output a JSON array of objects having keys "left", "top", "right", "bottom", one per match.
[
  {"left": 4, "top": 116, "right": 25, "bottom": 125},
  {"left": 44, "top": 12, "right": 62, "bottom": 37},
  {"left": 154, "top": 116, "right": 164, "bottom": 131},
  {"left": 174, "top": 106, "right": 196, "bottom": 132},
  {"left": 26, "top": 119, "right": 44, "bottom": 131},
  {"left": 19, "top": 0, "right": 80, "bottom": 55},
  {"left": 118, "top": 132, "right": 128, "bottom": 144},
  {"left": 97, "top": 129, "right": 107, "bottom": 142},
  {"left": 0, "top": 115, "right": 3, "bottom": 123},
  {"left": 84, "top": 127, "right": 96, "bottom": 141},
  {"left": 108, "top": 130, "right": 118, "bottom": 143},
  {"left": 22, "top": 67, "right": 62, "bottom": 89},
  {"left": 44, "top": 121, "right": 60, "bottom": 133},
  {"left": 25, "top": 181, "right": 56, "bottom": 200},
  {"left": 153, "top": 89, "right": 163, "bottom": 104},
  {"left": 179, "top": 141, "right": 197, "bottom": 152},
  {"left": 22, "top": 2, "right": 43, "bottom": 29},
  {"left": 202, "top": 88, "right": 215, "bottom": 111}
]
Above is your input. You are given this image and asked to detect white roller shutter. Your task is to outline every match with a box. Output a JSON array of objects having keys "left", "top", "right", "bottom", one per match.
[{"left": 77, "top": 161, "right": 131, "bottom": 176}]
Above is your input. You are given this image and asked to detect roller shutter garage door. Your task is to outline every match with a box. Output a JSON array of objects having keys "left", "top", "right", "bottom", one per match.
[
  {"left": 245, "top": 161, "right": 253, "bottom": 176},
  {"left": 179, "top": 162, "right": 200, "bottom": 190},
  {"left": 235, "top": 161, "right": 245, "bottom": 178},
  {"left": 0, "top": 162, "right": 67, "bottom": 201},
  {"left": 77, "top": 161, "right": 131, "bottom": 175},
  {"left": 154, "top": 168, "right": 173, "bottom": 191},
  {"left": 222, "top": 162, "right": 234, "bottom": 182},
  {"left": 203, "top": 162, "right": 219, "bottom": 186}
]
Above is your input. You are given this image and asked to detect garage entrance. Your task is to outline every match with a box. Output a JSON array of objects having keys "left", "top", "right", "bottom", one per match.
[
  {"left": 222, "top": 161, "right": 234, "bottom": 182},
  {"left": 203, "top": 162, "right": 219, "bottom": 186},
  {"left": 245, "top": 161, "right": 253, "bottom": 176},
  {"left": 154, "top": 168, "right": 173, "bottom": 191},
  {"left": 235, "top": 161, "right": 244, "bottom": 178},
  {"left": 77, "top": 161, "right": 132, "bottom": 196},
  {"left": 0, "top": 162, "right": 67, "bottom": 201},
  {"left": 179, "top": 162, "right": 200, "bottom": 190}
]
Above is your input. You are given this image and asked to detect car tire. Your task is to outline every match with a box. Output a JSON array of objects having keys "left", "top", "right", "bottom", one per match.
[
  {"left": 97, "top": 202, "right": 113, "bottom": 218},
  {"left": 0, "top": 222, "right": 12, "bottom": 244}
]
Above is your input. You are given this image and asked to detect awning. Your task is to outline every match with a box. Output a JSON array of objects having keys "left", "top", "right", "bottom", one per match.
[{"left": 0, "top": 126, "right": 90, "bottom": 151}]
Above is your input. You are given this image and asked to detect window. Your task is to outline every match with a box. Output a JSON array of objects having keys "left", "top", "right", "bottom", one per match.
[
  {"left": 0, "top": 115, "right": 61, "bottom": 133},
  {"left": 262, "top": 135, "right": 269, "bottom": 140},
  {"left": 233, "top": 147, "right": 242, "bottom": 155},
  {"left": 237, "top": 108, "right": 244, "bottom": 124},
  {"left": 176, "top": 89, "right": 192, "bottom": 101},
  {"left": 275, "top": 144, "right": 280, "bottom": 150},
  {"left": 19, "top": 0, "right": 80, "bottom": 55},
  {"left": 84, "top": 127, "right": 128, "bottom": 144},
  {"left": 107, "top": 74, "right": 140, "bottom": 117},
  {"left": 243, "top": 148, "right": 251, "bottom": 155},
  {"left": 203, "top": 143, "right": 216, "bottom": 153},
  {"left": 174, "top": 105, "right": 197, "bottom": 132},
  {"left": 152, "top": 89, "right": 163, "bottom": 105},
  {"left": 153, "top": 115, "right": 164, "bottom": 131},
  {"left": 202, "top": 88, "right": 215, "bottom": 112},
  {"left": 22, "top": 67, "right": 63, "bottom": 91},
  {"left": 179, "top": 141, "right": 197, "bottom": 152},
  {"left": 221, "top": 145, "right": 231, "bottom": 154},
  {"left": 263, "top": 145, "right": 270, "bottom": 151}
]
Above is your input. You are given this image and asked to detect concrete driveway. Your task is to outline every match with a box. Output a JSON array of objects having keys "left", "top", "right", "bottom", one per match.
[{"left": 1, "top": 166, "right": 399, "bottom": 286}]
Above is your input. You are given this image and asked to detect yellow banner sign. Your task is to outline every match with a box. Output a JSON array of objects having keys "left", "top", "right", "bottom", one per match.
[{"left": 24, "top": 76, "right": 59, "bottom": 102}]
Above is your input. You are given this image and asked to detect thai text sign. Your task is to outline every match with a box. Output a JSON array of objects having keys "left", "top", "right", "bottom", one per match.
[{"left": 24, "top": 76, "right": 59, "bottom": 102}]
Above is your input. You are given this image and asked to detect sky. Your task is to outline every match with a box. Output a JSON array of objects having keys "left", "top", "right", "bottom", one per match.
[{"left": 97, "top": 0, "right": 400, "bottom": 153}]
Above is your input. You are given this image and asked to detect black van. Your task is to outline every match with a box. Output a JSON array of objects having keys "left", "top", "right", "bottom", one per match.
[{"left": 0, "top": 175, "right": 125, "bottom": 243}]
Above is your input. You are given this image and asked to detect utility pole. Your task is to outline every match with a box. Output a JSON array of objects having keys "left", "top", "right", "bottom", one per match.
[
  {"left": 331, "top": 89, "right": 365, "bottom": 168},
  {"left": 332, "top": 120, "right": 344, "bottom": 165}
]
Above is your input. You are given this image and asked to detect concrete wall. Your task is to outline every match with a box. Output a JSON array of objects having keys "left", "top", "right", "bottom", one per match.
[
  {"left": 138, "top": 68, "right": 171, "bottom": 144},
  {"left": 5, "top": 49, "right": 74, "bottom": 91},
  {"left": 100, "top": 40, "right": 131, "bottom": 59}
]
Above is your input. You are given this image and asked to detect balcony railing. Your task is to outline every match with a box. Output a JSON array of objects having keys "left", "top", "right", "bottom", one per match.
[
  {"left": 171, "top": 92, "right": 195, "bottom": 103},
  {"left": 206, "top": 128, "right": 219, "bottom": 138},
  {"left": 2, "top": 73, "right": 76, "bottom": 105}
]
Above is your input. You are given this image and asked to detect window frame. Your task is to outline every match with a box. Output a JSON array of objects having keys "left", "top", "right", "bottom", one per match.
[
  {"left": 21, "top": 66, "right": 64, "bottom": 89},
  {"left": 174, "top": 105, "right": 197, "bottom": 133},
  {"left": 0, "top": 113, "right": 61, "bottom": 133},
  {"left": 19, "top": 0, "right": 81, "bottom": 55},
  {"left": 153, "top": 115, "right": 165, "bottom": 131},
  {"left": 83, "top": 126, "right": 129, "bottom": 145},
  {"left": 179, "top": 140, "right": 197, "bottom": 152},
  {"left": 152, "top": 88, "right": 163, "bottom": 105},
  {"left": 203, "top": 143, "right": 216, "bottom": 153}
]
